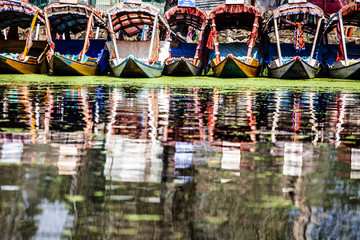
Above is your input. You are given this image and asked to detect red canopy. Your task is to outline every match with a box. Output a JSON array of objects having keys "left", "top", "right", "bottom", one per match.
[
  {"left": 165, "top": 6, "right": 208, "bottom": 29},
  {"left": 208, "top": 3, "right": 262, "bottom": 31}
]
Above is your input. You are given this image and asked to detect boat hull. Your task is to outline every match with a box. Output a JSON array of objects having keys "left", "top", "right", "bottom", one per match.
[
  {"left": 0, "top": 55, "right": 44, "bottom": 74},
  {"left": 163, "top": 59, "right": 202, "bottom": 76},
  {"left": 269, "top": 58, "right": 318, "bottom": 79},
  {"left": 327, "top": 61, "right": 360, "bottom": 79},
  {"left": 212, "top": 56, "right": 261, "bottom": 78},
  {"left": 111, "top": 57, "right": 164, "bottom": 78},
  {"left": 51, "top": 55, "right": 101, "bottom": 76}
]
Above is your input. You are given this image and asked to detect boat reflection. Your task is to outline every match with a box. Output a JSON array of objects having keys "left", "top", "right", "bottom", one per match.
[{"left": 0, "top": 84, "right": 360, "bottom": 239}]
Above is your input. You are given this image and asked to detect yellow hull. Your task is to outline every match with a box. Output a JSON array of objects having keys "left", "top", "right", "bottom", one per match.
[
  {"left": 212, "top": 56, "right": 261, "bottom": 78},
  {"left": 51, "top": 55, "right": 100, "bottom": 76},
  {"left": 0, "top": 55, "right": 46, "bottom": 74}
]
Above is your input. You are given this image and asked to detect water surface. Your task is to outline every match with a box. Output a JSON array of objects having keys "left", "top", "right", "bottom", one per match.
[{"left": 0, "top": 75, "right": 359, "bottom": 239}]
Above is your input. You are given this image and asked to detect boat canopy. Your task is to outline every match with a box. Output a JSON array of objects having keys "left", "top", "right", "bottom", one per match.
[
  {"left": 44, "top": 2, "right": 106, "bottom": 35},
  {"left": 325, "top": 2, "right": 360, "bottom": 31},
  {"left": 0, "top": 0, "right": 45, "bottom": 29},
  {"left": 265, "top": 2, "right": 325, "bottom": 35},
  {"left": 107, "top": 1, "right": 169, "bottom": 37},
  {"left": 208, "top": 3, "right": 262, "bottom": 31},
  {"left": 164, "top": 6, "right": 208, "bottom": 29}
]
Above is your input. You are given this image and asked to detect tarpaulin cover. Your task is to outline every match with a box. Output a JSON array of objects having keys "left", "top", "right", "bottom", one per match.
[
  {"left": 263, "top": 42, "right": 323, "bottom": 65},
  {"left": 322, "top": 44, "right": 360, "bottom": 66},
  {"left": 54, "top": 39, "right": 106, "bottom": 57},
  {"left": 207, "top": 42, "right": 262, "bottom": 66},
  {"left": 171, "top": 42, "right": 198, "bottom": 58}
]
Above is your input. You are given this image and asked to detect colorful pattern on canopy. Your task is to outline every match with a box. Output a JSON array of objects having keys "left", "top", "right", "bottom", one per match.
[
  {"left": 107, "top": 2, "right": 169, "bottom": 37},
  {"left": 264, "top": 2, "right": 325, "bottom": 35},
  {"left": 273, "top": 2, "right": 324, "bottom": 19},
  {"left": 164, "top": 6, "right": 208, "bottom": 29},
  {"left": 208, "top": 3, "right": 262, "bottom": 31},
  {"left": 0, "top": 0, "right": 45, "bottom": 29},
  {"left": 326, "top": 2, "right": 360, "bottom": 29},
  {"left": 44, "top": 2, "right": 106, "bottom": 35}
]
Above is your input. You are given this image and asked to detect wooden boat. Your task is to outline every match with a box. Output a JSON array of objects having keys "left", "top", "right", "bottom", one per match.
[
  {"left": 0, "top": 0, "right": 47, "bottom": 74},
  {"left": 263, "top": 0, "right": 325, "bottom": 79},
  {"left": 323, "top": 2, "right": 360, "bottom": 79},
  {"left": 107, "top": 1, "right": 171, "bottom": 78},
  {"left": 163, "top": 2, "right": 208, "bottom": 76},
  {"left": 44, "top": 1, "right": 108, "bottom": 76},
  {"left": 206, "top": 1, "right": 263, "bottom": 78}
]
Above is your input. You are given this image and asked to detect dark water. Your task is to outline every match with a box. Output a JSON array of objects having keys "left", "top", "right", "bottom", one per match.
[{"left": 0, "top": 76, "right": 360, "bottom": 239}]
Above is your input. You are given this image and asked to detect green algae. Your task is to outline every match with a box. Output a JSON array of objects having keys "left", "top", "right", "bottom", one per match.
[{"left": 2, "top": 74, "right": 360, "bottom": 91}]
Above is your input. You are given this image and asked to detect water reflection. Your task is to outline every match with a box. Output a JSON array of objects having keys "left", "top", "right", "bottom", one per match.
[{"left": 0, "top": 83, "right": 359, "bottom": 239}]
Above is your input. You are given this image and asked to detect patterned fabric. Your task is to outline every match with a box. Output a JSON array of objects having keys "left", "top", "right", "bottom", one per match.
[
  {"left": 209, "top": 3, "right": 262, "bottom": 19},
  {"left": 336, "top": 20, "right": 344, "bottom": 62},
  {"left": 149, "top": 22, "right": 160, "bottom": 63},
  {"left": 206, "top": 29, "right": 217, "bottom": 50},
  {"left": 273, "top": 2, "right": 323, "bottom": 19},
  {"left": 281, "top": 17, "right": 308, "bottom": 52}
]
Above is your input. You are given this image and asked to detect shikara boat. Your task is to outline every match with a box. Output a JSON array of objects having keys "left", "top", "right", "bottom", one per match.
[
  {"left": 44, "top": 1, "right": 108, "bottom": 76},
  {"left": 323, "top": 1, "right": 360, "bottom": 79},
  {"left": 206, "top": 1, "right": 263, "bottom": 78},
  {"left": 107, "top": 1, "right": 171, "bottom": 78},
  {"left": 0, "top": 0, "right": 47, "bottom": 74},
  {"left": 263, "top": 0, "right": 325, "bottom": 79},
  {"left": 163, "top": 3, "right": 208, "bottom": 76}
]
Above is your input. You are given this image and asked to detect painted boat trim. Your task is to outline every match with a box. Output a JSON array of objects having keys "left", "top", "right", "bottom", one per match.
[
  {"left": 0, "top": 54, "right": 42, "bottom": 74},
  {"left": 212, "top": 56, "right": 261, "bottom": 78},
  {"left": 51, "top": 54, "right": 101, "bottom": 76}
]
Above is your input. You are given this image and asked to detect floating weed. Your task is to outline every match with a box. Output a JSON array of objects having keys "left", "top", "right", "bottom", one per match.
[
  {"left": 153, "top": 190, "right": 161, "bottom": 196},
  {"left": 174, "top": 232, "right": 183, "bottom": 238},
  {"left": 292, "top": 135, "right": 310, "bottom": 139},
  {"left": 204, "top": 216, "right": 228, "bottom": 225},
  {"left": 125, "top": 214, "right": 163, "bottom": 221},
  {"left": 119, "top": 229, "right": 137, "bottom": 235},
  {"left": 345, "top": 135, "right": 357, "bottom": 140},
  {"left": 62, "top": 230, "right": 73, "bottom": 237},
  {"left": 94, "top": 191, "right": 104, "bottom": 197},
  {"left": 89, "top": 226, "right": 99, "bottom": 233},
  {"left": 65, "top": 194, "right": 85, "bottom": 202}
]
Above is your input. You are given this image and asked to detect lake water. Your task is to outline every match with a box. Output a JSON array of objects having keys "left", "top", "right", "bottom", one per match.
[{"left": 0, "top": 75, "right": 359, "bottom": 239}]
